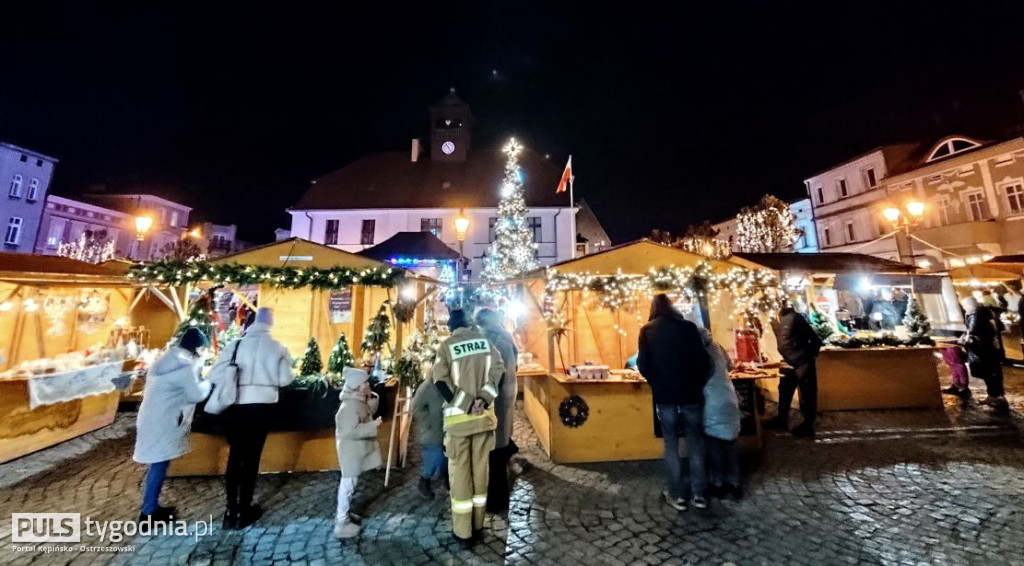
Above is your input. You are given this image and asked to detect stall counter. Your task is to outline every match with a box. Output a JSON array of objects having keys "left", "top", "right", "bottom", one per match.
[{"left": 524, "top": 371, "right": 766, "bottom": 465}]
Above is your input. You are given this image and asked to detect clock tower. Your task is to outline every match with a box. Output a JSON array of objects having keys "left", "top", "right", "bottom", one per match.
[{"left": 429, "top": 88, "right": 472, "bottom": 162}]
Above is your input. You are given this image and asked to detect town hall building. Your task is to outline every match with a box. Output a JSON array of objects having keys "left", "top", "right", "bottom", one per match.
[{"left": 287, "top": 90, "right": 610, "bottom": 278}]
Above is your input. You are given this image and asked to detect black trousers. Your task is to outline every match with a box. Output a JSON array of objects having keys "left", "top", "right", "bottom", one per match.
[
  {"left": 777, "top": 361, "right": 818, "bottom": 428},
  {"left": 487, "top": 441, "right": 517, "bottom": 513},
  {"left": 224, "top": 403, "right": 273, "bottom": 512}
]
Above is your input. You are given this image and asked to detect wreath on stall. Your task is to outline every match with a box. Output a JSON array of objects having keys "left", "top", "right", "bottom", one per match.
[{"left": 558, "top": 395, "right": 590, "bottom": 428}]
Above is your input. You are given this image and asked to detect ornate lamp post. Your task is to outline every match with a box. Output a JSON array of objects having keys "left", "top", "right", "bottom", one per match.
[
  {"left": 133, "top": 215, "right": 153, "bottom": 260},
  {"left": 882, "top": 200, "right": 925, "bottom": 266}
]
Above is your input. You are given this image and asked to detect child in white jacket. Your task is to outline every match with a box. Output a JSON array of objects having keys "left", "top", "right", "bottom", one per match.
[{"left": 333, "top": 367, "right": 382, "bottom": 539}]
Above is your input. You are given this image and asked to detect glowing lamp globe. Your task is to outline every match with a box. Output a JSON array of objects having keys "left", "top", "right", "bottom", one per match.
[
  {"left": 906, "top": 201, "right": 925, "bottom": 218},
  {"left": 882, "top": 207, "right": 901, "bottom": 224},
  {"left": 454, "top": 210, "right": 470, "bottom": 242}
]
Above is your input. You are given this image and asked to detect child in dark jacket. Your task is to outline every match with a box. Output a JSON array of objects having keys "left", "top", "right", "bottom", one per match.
[{"left": 411, "top": 378, "right": 447, "bottom": 498}]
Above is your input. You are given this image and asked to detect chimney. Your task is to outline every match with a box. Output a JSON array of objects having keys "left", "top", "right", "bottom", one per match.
[{"left": 411, "top": 139, "right": 421, "bottom": 162}]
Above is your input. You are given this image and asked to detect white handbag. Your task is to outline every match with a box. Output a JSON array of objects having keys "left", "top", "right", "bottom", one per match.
[{"left": 204, "top": 340, "right": 241, "bottom": 415}]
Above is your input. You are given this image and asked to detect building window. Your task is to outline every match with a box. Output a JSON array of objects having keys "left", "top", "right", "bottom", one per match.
[
  {"left": 19, "top": 154, "right": 27, "bottom": 162},
  {"left": 1003, "top": 181, "right": 1024, "bottom": 215},
  {"left": 846, "top": 221, "right": 855, "bottom": 242},
  {"left": 936, "top": 195, "right": 952, "bottom": 226},
  {"left": 964, "top": 191, "right": 988, "bottom": 221},
  {"left": 837, "top": 178, "right": 848, "bottom": 198},
  {"left": 26, "top": 178, "right": 40, "bottom": 201},
  {"left": 9, "top": 174, "right": 22, "bottom": 198},
  {"left": 35, "top": 159, "right": 43, "bottom": 167},
  {"left": 823, "top": 227, "right": 832, "bottom": 247},
  {"left": 169, "top": 210, "right": 179, "bottom": 228},
  {"left": 420, "top": 218, "right": 442, "bottom": 237},
  {"left": 528, "top": 217, "right": 542, "bottom": 242},
  {"left": 865, "top": 168, "right": 878, "bottom": 188},
  {"left": 5, "top": 217, "right": 23, "bottom": 246},
  {"left": 360, "top": 219, "right": 375, "bottom": 245},
  {"left": 45, "top": 218, "right": 67, "bottom": 248},
  {"left": 816, "top": 187, "right": 824, "bottom": 204},
  {"left": 488, "top": 217, "right": 498, "bottom": 243},
  {"left": 324, "top": 219, "right": 339, "bottom": 245}
]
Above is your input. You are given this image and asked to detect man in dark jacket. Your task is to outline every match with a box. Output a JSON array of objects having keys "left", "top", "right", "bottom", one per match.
[
  {"left": 637, "top": 294, "right": 712, "bottom": 511},
  {"left": 766, "top": 305, "right": 823, "bottom": 437},
  {"left": 960, "top": 297, "right": 1008, "bottom": 410}
]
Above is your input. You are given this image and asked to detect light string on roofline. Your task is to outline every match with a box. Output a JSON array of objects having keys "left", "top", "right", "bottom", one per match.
[
  {"left": 126, "top": 260, "right": 406, "bottom": 289},
  {"left": 541, "top": 261, "right": 784, "bottom": 332}
]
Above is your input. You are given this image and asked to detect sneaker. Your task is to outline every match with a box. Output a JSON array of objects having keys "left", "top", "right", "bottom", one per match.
[
  {"left": 236, "top": 505, "right": 263, "bottom": 529},
  {"left": 763, "top": 417, "right": 789, "bottom": 431},
  {"left": 333, "top": 521, "right": 360, "bottom": 539},
  {"left": 417, "top": 477, "right": 434, "bottom": 499},
  {"left": 792, "top": 424, "right": 815, "bottom": 438},
  {"left": 941, "top": 386, "right": 963, "bottom": 396},
  {"left": 692, "top": 495, "right": 709, "bottom": 509},
  {"left": 662, "top": 490, "right": 687, "bottom": 511}
]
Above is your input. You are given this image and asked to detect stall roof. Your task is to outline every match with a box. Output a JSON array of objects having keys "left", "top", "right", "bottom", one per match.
[
  {"left": 0, "top": 252, "right": 130, "bottom": 285},
  {"left": 520, "top": 239, "right": 745, "bottom": 278},
  {"left": 945, "top": 264, "right": 1022, "bottom": 282},
  {"left": 209, "top": 238, "right": 387, "bottom": 270},
  {"left": 732, "top": 252, "right": 916, "bottom": 274},
  {"left": 357, "top": 232, "right": 460, "bottom": 262}
]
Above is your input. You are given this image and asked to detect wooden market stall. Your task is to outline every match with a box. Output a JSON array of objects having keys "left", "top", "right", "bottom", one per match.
[
  {"left": 734, "top": 252, "right": 953, "bottom": 411},
  {"left": 516, "top": 240, "right": 781, "bottom": 464},
  {"left": 133, "top": 238, "right": 431, "bottom": 476},
  {"left": 0, "top": 254, "right": 141, "bottom": 464}
]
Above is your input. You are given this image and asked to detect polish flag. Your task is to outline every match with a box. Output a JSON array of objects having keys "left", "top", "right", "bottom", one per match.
[{"left": 556, "top": 156, "right": 573, "bottom": 193}]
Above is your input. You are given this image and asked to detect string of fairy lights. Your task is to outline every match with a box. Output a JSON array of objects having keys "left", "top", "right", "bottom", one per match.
[
  {"left": 126, "top": 260, "right": 406, "bottom": 289},
  {"left": 542, "top": 261, "right": 784, "bottom": 336}
]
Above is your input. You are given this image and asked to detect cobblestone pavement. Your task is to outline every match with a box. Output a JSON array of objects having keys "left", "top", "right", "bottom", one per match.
[{"left": 2, "top": 368, "right": 1024, "bottom": 565}]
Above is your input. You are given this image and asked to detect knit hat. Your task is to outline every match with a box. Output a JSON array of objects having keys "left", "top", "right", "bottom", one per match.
[
  {"left": 448, "top": 309, "right": 469, "bottom": 331},
  {"left": 178, "top": 327, "right": 209, "bottom": 355},
  {"left": 255, "top": 307, "right": 274, "bottom": 326},
  {"left": 342, "top": 367, "right": 370, "bottom": 389}
]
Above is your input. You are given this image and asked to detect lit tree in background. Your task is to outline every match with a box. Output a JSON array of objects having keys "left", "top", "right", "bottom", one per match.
[
  {"left": 482, "top": 138, "right": 539, "bottom": 282},
  {"left": 651, "top": 221, "right": 731, "bottom": 259},
  {"left": 902, "top": 296, "right": 932, "bottom": 340},
  {"left": 736, "top": 194, "right": 798, "bottom": 253},
  {"left": 159, "top": 238, "right": 205, "bottom": 261},
  {"left": 58, "top": 229, "right": 116, "bottom": 264}
]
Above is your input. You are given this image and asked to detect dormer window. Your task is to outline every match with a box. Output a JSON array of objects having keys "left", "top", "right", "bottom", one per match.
[{"left": 926, "top": 137, "right": 982, "bottom": 163}]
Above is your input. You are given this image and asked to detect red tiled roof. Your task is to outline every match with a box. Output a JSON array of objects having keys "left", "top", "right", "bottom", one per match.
[{"left": 292, "top": 148, "right": 570, "bottom": 210}]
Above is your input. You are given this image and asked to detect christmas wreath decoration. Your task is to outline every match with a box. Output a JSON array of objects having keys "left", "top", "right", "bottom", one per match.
[{"left": 558, "top": 395, "right": 590, "bottom": 428}]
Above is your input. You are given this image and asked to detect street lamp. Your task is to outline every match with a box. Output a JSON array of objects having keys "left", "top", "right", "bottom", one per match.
[
  {"left": 454, "top": 209, "right": 470, "bottom": 281},
  {"left": 134, "top": 215, "right": 153, "bottom": 261},
  {"left": 882, "top": 201, "right": 925, "bottom": 265}
]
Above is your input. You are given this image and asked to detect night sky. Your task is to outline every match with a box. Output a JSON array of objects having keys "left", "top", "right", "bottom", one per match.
[{"left": 2, "top": 2, "right": 1024, "bottom": 243}]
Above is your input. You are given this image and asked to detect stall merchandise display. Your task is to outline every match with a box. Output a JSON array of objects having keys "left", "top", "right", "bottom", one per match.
[{"left": 902, "top": 297, "right": 932, "bottom": 340}]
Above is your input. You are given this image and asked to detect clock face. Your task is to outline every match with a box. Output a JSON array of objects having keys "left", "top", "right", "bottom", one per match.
[{"left": 441, "top": 141, "right": 456, "bottom": 155}]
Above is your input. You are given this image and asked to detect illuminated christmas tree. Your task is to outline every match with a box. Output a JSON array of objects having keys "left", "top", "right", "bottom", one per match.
[
  {"left": 360, "top": 303, "right": 391, "bottom": 359},
  {"left": 482, "top": 138, "right": 539, "bottom": 282},
  {"left": 903, "top": 296, "right": 932, "bottom": 340},
  {"left": 300, "top": 337, "right": 324, "bottom": 376},
  {"left": 736, "top": 194, "right": 798, "bottom": 253},
  {"left": 327, "top": 332, "right": 355, "bottom": 375},
  {"left": 58, "top": 229, "right": 116, "bottom": 264}
]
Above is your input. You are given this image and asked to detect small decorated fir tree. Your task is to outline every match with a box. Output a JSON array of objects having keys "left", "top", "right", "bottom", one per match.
[
  {"left": 327, "top": 332, "right": 355, "bottom": 375},
  {"left": 902, "top": 296, "right": 932, "bottom": 341},
  {"left": 174, "top": 291, "right": 219, "bottom": 342},
  {"left": 360, "top": 303, "right": 391, "bottom": 358},
  {"left": 300, "top": 337, "right": 324, "bottom": 376}
]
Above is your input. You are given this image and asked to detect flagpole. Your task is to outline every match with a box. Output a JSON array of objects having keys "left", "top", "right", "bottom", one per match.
[{"left": 569, "top": 156, "right": 576, "bottom": 259}]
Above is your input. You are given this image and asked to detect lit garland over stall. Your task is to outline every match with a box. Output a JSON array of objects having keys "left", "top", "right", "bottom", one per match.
[
  {"left": 541, "top": 261, "right": 784, "bottom": 331},
  {"left": 126, "top": 260, "right": 406, "bottom": 289}
]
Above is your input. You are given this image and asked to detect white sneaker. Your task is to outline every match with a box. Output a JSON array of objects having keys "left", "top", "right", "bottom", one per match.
[
  {"left": 662, "top": 490, "right": 687, "bottom": 512},
  {"left": 333, "top": 521, "right": 360, "bottom": 539}
]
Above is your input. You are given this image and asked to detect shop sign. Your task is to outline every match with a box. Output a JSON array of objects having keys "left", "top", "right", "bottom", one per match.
[{"left": 329, "top": 289, "right": 352, "bottom": 323}]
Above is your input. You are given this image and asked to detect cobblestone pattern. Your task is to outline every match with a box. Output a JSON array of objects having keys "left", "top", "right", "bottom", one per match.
[{"left": 0, "top": 368, "right": 1023, "bottom": 565}]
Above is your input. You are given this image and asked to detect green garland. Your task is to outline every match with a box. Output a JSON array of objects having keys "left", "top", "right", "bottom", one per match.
[{"left": 127, "top": 260, "right": 405, "bottom": 289}]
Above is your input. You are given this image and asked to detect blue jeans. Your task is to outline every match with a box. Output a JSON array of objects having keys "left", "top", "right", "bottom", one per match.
[
  {"left": 656, "top": 404, "right": 707, "bottom": 499},
  {"left": 421, "top": 444, "right": 447, "bottom": 480},
  {"left": 141, "top": 460, "right": 170, "bottom": 514}
]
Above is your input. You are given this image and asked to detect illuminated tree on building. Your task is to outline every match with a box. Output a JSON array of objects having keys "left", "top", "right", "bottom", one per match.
[
  {"left": 482, "top": 138, "right": 539, "bottom": 282},
  {"left": 58, "top": 229, "right": 116, "bottom": 264},
  {"left": 736, "top": 194, "right": 798, "bottom": 253}
]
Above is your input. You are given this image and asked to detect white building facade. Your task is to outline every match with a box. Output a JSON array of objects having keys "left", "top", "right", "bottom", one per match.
[{"left": 1, "top": 142, "right": 58, "bottom": 253}]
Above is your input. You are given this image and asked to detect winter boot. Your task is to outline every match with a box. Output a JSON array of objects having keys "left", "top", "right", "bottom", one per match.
[{"left": 418, "top": 477, "right": 434, "bottom": 499}]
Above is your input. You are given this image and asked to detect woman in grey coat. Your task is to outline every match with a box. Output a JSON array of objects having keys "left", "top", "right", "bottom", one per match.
[{"left": 475, "top": 308, "right": 518, "bottom": 513}]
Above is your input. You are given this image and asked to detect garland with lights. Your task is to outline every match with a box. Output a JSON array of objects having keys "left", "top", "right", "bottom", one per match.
[
  {"left": 541, "top": 261, "right": 784, "bottom": 327},
  {"left": 482, "top": 138, "right": 540, "bottom": 282},
  {"left": 127, "top": 260, "right": 405, "bottom": 289}
]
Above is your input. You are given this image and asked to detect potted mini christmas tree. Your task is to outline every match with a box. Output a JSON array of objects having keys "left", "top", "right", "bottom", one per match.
[
  {"left": 902, "top": 296, "right": 934, "bottom": 345},
  {"left": 299, "top": 337, "right": 324, "bottom": 376},
  {"left": 327, "top": 332, "right": 355, "bottom": 376}
]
